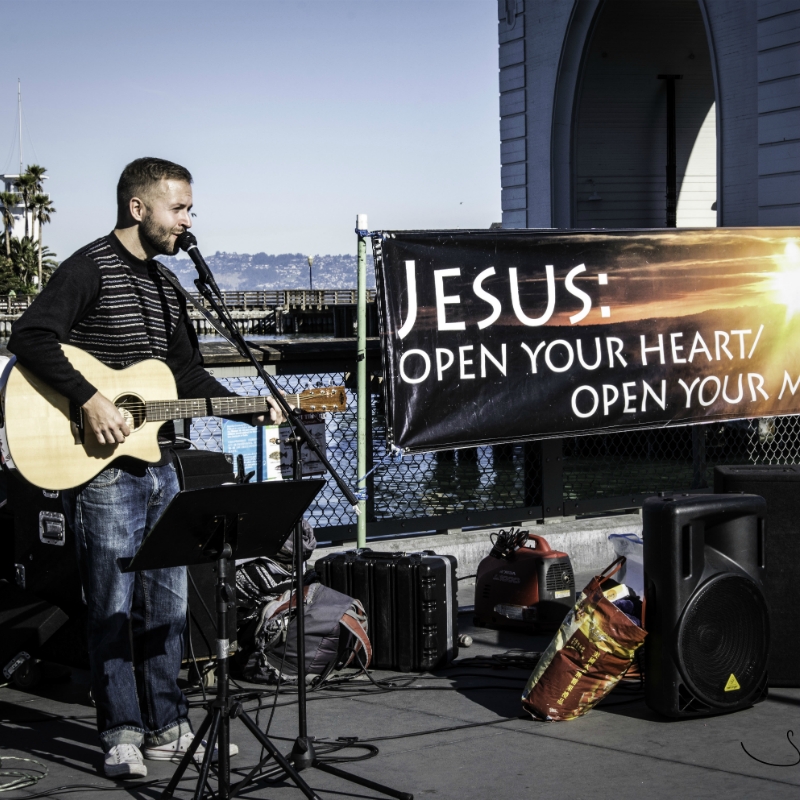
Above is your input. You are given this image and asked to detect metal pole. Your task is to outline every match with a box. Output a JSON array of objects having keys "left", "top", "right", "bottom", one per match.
[
  {"left": 18, "top": 80, "right": 23, "bottom": 174},
  {"left": 292, "top": 433, "right": 309, "bottom": 740},
  {"left": 356, "top": 214, "right": 368, "bottom": 548},
  {"left": 216, "top": 542, "right": 233, "bottom": 799}
]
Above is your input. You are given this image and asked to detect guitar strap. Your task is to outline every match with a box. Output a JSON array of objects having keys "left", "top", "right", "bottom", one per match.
[{"left": 155, "top": 263, "right": 243, "bottom": 351}]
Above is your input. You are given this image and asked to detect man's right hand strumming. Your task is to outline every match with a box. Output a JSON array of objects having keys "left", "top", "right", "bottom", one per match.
[{"left": 82, "top": 392, "right": 131, "bottom": 445}]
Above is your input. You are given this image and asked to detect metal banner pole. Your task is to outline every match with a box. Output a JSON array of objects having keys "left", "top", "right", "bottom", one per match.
[{"left": 356, "top": 213, "right": 368, "bottom": 547}]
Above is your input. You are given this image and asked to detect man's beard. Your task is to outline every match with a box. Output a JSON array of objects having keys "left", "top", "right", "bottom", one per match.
[{"left": 140, "top": 212, "right": 178, "bottom": 256}]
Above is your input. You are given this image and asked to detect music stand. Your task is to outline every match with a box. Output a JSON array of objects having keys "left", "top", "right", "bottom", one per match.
[
  {"left": 159, "top": 239, "right": 411, "bottom": 800},
  {"left": 123, "top": 479, "right": 326, "bottom": 800}
]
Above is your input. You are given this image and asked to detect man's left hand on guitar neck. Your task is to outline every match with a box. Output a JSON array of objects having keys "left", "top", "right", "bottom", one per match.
[{"left": 252, "top": 393, "right": 286, "bottom": 427}]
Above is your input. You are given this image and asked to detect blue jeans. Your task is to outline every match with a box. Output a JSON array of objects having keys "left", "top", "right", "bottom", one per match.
[{"left": 63, "top": 460, "right": 190, "bottom": 752}]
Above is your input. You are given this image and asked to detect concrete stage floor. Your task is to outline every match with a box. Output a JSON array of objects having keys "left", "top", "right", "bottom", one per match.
[{"left": 1, "top": 607, "right": 799, "bottom": 800}]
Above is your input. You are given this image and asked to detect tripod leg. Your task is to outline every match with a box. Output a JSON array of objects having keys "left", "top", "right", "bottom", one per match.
[
  {"left": 161, "top": 710, "right": 215, "bottom": 799},
  {"left": 315, "top": 762, "right": 414, "bottom": 800},
  {"left": 235, "top": 710, "right": 322, "bottom": 800},
  {"left": 229, "top": 750, "right": 275, "bottom": 798},
  {"left": 194, "top": 708, "right": 222, "bottom": 800},
  {"left": 218, "top": 704, "right": 230, "bottom": 799}
]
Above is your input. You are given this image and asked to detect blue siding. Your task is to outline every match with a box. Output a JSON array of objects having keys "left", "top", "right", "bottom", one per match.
[{"left": 758, "top": 0, "right": 800, "bottom": 223}]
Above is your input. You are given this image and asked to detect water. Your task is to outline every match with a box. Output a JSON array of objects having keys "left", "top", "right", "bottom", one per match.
[{"left": 197, "top": 333, "right": 334, "bottom": 344}]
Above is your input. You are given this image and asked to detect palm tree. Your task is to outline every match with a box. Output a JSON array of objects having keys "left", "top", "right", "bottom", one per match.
[
  {"left": 0, "top": 237, "right": 27, "bottom": 295},
  {"left": 24, "top": 167, "right": 48, "bottom": 235},
  {"left": 14, "top": 173, "right": 37, "bottom": 238},
  {"left": 37, "top": 241, "right": 58, "bottom": 288},
  {"left": 0, "top": 191, "right": 18, "bottom": 257},
  {"left": 9, "top": 236, "right": 37, "bottom": 287},
  {"left": 32, "top": 193, "right": 56, "bottom": 292},
  {"left": 26, "top": 164, "right": 46, "bottom": 193},
  {"left": 8, "top": 235, "right": 56, "bottom": 291}
]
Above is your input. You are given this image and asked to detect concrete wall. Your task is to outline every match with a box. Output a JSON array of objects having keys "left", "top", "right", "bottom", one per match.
[{"left": 310, "top": 514, "right": 643, "bottom": 603}]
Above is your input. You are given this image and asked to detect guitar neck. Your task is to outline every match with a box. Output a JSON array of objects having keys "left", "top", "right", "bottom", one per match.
[{"left": 145, "top": 394, "right": 304, "bottom": 422}]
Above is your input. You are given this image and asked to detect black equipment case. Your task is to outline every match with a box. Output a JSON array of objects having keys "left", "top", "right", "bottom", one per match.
[
  {"left": 316, "top": 548, "right": 458, "bottom": 671},
  {"left": 0, "top": 450, "right": 239, "bottom": 669}
]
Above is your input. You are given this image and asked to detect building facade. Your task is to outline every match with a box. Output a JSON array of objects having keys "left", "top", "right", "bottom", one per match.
[
  {"left": 0, "top": 173, "right": 38, "bottom": 241},
  {"left": 498, "top": 0, "right": 800, "bottom": 229}
]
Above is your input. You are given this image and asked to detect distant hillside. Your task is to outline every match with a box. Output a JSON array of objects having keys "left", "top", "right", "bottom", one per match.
[{"left": 160, "top": 252, "right": 376, "bottom": 291}]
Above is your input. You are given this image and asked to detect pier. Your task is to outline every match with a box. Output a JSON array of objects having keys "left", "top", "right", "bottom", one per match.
[{"left": 0, "top": 289, "right": 379, "bottom": 337}]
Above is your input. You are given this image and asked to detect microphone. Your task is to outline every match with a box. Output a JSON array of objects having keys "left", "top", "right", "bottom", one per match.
[{"left": 176, "top": 231, "right": 221, "bottom": 295}]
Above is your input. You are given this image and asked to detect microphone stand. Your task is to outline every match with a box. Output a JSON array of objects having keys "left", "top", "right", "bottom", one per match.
[{"left": 181, "top": 252, "right": 412, "bottom": 800}]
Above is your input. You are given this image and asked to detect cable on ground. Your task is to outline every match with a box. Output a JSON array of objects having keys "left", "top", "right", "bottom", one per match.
[{"left": 0, "top": 756, "right": 48, "bottom": 793}]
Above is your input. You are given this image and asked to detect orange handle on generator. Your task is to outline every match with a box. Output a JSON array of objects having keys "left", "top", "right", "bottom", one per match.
[{"left": 525, "top": 534, "right": 553, "bottom": 553}]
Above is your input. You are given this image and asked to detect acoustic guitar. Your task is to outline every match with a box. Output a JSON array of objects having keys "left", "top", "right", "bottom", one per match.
[{"left": 0, "top": 343, "right": 346, "bottom": 491}]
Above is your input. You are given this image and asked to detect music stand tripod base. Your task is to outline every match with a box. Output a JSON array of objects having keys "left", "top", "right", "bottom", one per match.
[{"left": 123, "top": 480, "right": 326, "bottom": 800}]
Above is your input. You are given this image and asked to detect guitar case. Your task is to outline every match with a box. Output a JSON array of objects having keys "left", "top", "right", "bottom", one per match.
[
  {"left": 316, "top": 548, "right": 458, "bottom": 671},
  {"left": 0, "top": 467, "right": 88, "bottom": 668}
]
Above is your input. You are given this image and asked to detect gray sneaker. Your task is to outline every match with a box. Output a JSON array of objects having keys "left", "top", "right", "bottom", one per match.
[
  {"left": 142, "top": 731, "right": 238, "bottom": 763},
  {"left": 104, "top": 743, "right": 147, "bottom": 779}
]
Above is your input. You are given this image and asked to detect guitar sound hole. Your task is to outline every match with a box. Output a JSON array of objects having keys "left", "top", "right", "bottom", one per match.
[{"left": 116, "top": 394, "right": 146, "bottom": 431}]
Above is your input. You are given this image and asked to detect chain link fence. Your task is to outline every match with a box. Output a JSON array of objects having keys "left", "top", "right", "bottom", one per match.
[
  {"left": 562, "top": 415, "right": 800, "bottom": 502},
  {"left": 189, "top": 367, "right": 800, "bottom": 539},
  {"left": 190, "top": 371, "right": 540, "bottom": 535}
]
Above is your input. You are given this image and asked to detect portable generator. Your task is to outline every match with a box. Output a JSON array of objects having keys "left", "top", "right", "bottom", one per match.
[{"left": 473, "top": 529, "right": 575, "bottom": 631}]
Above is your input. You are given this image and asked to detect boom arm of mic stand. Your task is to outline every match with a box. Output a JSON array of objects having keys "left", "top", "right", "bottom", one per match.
[{"left": 193, "top": 279, "right": 361, "bottom": 511}]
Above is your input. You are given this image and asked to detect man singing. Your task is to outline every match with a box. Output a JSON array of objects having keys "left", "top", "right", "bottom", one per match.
[{"left": 8, "top": 157, "right": 283, "bottom": 778}]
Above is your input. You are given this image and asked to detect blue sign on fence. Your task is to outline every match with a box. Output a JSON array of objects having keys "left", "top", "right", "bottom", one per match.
[
  {"left": 221, "top": 420, "right": 262, "bottom": 480},
  {"left": 220, "top": 420, "right": 293, "bottom": 481}
]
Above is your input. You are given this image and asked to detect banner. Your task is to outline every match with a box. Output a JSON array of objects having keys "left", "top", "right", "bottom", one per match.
[{"left": 373, "top": 227, "right": 800, "bottom": 453}]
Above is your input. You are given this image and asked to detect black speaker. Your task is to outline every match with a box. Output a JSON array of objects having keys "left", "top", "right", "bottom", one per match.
[
  {"left": 173, "top": 448, "right": 235, "bottom": 490},
  {"left": 0, "top": 579, "right": 68, "bottom": 680},
  {"left": 715, "top": 464, "right": 800, "bottom": 687},
  {"left": 643, "top": 493, "right": 770, "bottom": 717}
]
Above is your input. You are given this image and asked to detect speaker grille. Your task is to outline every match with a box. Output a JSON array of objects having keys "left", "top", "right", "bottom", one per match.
[{"left": 677, "top": 574, "right": 769, "bottom": 707}]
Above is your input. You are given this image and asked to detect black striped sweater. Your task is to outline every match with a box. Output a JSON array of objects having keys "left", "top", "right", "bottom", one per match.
[
  {"left": 9, "top": 233, "right": 235, "bottom": 409},
  {"left": 69, "top": 236, "right": 181, "bottom": 367}
]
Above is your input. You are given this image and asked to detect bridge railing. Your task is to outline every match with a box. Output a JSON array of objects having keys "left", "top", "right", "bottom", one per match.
[
  {"left": 0, "top": 289, "right": 377, "bottom": 315},
  {"left": 185, "top": 289, "right": 377, "bottom": 309},
  {"left": 0, "top": 295, "right": 36, "bottom": 315}
]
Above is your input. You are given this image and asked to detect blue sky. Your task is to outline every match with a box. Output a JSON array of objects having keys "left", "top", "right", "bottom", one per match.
[{"left": 1, "top": 0, "right": 500, "bottom": 260}]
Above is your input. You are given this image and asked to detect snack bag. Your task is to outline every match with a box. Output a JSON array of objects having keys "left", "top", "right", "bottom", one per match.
[{"left": 521, "top": 558, "right": 646, "bottom": 721}]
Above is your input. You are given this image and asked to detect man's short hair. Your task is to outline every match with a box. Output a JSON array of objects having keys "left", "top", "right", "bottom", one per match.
[{"left": 117, "top": 157, "right": 193, "bottom": 216}]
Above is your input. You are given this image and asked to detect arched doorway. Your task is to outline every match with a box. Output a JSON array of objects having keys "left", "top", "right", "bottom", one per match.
[{"left": 572, "top": 0, "right": 717, "bottom": 228}]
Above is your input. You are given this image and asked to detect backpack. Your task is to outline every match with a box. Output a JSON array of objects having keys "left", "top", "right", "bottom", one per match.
[
  {"left": 235, "top": 518, "right": 317, "bottom": 631},
  {"left": 235, "top": 582, "right": 371, "bottom": 684}
]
